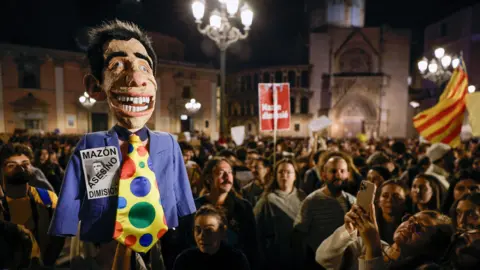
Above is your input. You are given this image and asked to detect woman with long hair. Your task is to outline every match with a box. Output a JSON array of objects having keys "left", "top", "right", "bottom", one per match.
[
  {"left": 254, "top": 158, "right": 306, "bottom": 270},
  {"left": 450, "top": 192, "right": 480, "bottom": 231},
  {"left": 375, "top": 180, "right": 409, "bottom": 244},
  {"left": 410, "top": 174, "right": 443, "bottom": 213}
]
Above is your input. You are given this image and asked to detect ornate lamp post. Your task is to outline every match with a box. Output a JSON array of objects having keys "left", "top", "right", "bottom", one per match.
[
  {"left": 191, "top": 0, "right": 253, "bottom": 135},
  {"left": 418, "top": 47, "right": 476, "bottom": 92},
  {"left": 417, "top": 47, "right": 459, "bottom": 86},
  {"left": 79, "top": 91, "right": 96, "bottom": 132},
  {"left": 185, "top": 98, "right": 202, "bottom": 113}
]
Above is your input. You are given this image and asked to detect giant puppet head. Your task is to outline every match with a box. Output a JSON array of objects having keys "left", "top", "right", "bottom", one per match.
[{"left": 84, "top": 20, "right": 158, "bottom": 130}]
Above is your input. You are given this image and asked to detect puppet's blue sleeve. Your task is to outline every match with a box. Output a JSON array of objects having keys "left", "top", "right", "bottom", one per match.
[{"left": 173, "top": 138, "right": 196, "bottom": 218}]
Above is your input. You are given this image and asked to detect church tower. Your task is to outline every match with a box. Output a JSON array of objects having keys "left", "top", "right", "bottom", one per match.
[{"left": 306, "top": 0, "right": 365, "bottom": 30}]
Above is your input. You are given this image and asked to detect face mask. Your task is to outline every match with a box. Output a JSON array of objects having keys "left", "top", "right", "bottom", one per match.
[{"left": 5, "top": 170, "right": 31, "bottom": 186}]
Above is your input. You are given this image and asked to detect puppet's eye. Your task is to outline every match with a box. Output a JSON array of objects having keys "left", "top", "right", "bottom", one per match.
[
  {"left": 112, "top": 61, "right": 124, "bottom": 70},
  {"left": 139, "top": 65, "right": 149, "bottom": 72}
]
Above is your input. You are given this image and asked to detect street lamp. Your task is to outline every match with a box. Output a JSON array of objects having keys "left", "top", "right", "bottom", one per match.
[
  {"left": 409, "top": 101, "right": 420, "bottom": 108},
  {"left": 417, "top": 47, "right": 460, "bottom": 85},
  {"left": 185, "top": 98, "right": 202, "bottom": 113},
  {"left": 79, "top": 92, "right": 96, "bottom": 132},
  {"left": 78, "top": 92, "right": 96, "bottom": 108},
  {"left": 191, "top": 0, "right": 253, "bottom": 135},
  {"left": 468, "top": 85, "right": 476, "bottom": 93}
]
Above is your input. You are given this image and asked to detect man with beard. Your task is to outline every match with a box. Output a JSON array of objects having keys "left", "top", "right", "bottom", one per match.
[
  {"left": 293, "top": 155, "right": 356, "bottom": 269},
  {"left": 0, "top": 143, "right": 64, "bottom": 266}
]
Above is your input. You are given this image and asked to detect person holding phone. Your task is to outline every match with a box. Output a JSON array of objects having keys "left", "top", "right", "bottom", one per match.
[{"left": 316, "top": 204, "right": 453, "bottom": 270}]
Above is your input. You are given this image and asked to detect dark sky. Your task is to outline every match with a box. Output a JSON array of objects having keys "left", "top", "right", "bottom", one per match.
[{"left": 0, "top": 0, "right": 478, "bottom": 71}]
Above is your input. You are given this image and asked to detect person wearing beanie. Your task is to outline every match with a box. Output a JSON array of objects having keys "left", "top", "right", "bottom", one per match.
[{"left": 425, "top": 143, "right": 455, "bottom": 192}]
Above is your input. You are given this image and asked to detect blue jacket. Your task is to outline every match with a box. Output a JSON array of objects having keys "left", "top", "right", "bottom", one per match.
[{"left": 48, "top": 127, "right": 196, "bottom": 243}]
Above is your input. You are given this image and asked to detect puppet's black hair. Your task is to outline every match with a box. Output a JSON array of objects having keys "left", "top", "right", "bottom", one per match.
[{"left": 86, "top": 19, "right": 157, "bottom": 82}]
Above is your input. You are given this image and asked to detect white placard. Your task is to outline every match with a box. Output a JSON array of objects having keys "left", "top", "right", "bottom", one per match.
[
  {"left": 80, "top": 146, "right": 120, "bottom": 200},
  {"left": 309, "top": 116, "right": 332, "bottom": 132},
  {"left": 183, "top": 132, "right": 191, "bottom": 142},
  {"left": 231, "top": 126, "right": 246, "bottom": 146}
]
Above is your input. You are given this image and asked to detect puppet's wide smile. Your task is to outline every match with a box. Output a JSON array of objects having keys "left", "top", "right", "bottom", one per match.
[{"left": 110, "top": 92, "right": 154, "bottom": 116}]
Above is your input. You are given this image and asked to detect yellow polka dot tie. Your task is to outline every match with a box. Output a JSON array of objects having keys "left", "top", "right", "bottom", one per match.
[{"left": 113, "top": 134, "right": 168, "bottom": 253}]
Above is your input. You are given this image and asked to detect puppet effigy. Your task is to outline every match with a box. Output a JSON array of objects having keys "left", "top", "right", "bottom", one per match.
[{"left": 48, "top": 20, "right": 196, "bottom": 267}]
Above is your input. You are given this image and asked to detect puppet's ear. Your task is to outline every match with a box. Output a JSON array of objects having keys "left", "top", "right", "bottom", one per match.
[{"left": 83, "top": 74, "right": 106, "bottom": 101}]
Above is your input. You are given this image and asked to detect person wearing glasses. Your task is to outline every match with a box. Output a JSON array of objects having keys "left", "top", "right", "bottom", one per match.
[
  {"left": 254, "top": 159, "right": 306, "bottom": 270},
  {"left": 316, "top": 204, "right": 453, "bottom": 270}
]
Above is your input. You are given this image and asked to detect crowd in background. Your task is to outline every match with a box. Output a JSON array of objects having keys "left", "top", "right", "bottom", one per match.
[{"left": 0, "top": 129, "right": 479, "bottom": 270}]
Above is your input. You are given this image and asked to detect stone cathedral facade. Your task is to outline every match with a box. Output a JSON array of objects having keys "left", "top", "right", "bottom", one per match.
[{"left": 307, "top": 0, "right": 411, "bottom": 138}]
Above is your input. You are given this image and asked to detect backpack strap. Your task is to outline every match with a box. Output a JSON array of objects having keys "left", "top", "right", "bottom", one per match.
[
  {"left": 34, "top": 187, "right": 52, "bottom": 208},
  {"left": 34, "top": 187, "right": 53, "bottom": 219}
]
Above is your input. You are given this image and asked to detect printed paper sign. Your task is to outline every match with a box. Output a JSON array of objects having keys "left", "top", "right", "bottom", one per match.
[
  {"left": 80, "top": 146, "right": 121, "bottom": 199},
  {"left": 309, "top": 116, "right": 332, "bottom": 132},
  {"left": 258, "top": 83, "right": 291, "bottom": 131},
  {"left": 466, "top": 93, "right": 480, "bottom": 136},
  {"left": 231, "top": 126, "right": 246, "bottom": 145}
]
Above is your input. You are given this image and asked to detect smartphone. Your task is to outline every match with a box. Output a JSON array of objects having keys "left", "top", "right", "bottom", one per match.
[{"left": 356, "top": 180, "right": 377, "bottom": 213}]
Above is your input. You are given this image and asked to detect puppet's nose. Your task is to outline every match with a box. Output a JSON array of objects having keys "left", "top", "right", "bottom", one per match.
[{"left": 126, "top": 71, "right": 147, "bottom": 87}]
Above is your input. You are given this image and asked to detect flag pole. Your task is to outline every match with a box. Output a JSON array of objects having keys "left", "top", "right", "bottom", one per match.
[{"left": 273, "top": 84, "right": 278, "bottom": 167}]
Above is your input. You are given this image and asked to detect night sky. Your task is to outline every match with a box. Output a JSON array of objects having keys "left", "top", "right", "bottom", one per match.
[{"left": 0, "top": 0, "right": 478, "bottom": 72}]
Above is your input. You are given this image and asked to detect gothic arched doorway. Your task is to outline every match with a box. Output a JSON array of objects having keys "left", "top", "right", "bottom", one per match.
[{"left": 330, "top": 94, "right": 377, "bottom": 138}]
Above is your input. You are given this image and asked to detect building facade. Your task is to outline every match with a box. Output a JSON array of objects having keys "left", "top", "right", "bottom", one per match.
[
  {"left": 226, "top": 65, "right": 313, "bottom": 137},
  {"left": 0, "top": 33, "right": 219, "bottom": 136},
  {"left": 226, "top": 0, "right": 412, "bottom": 138},
  {"left": 308, "top": 0, "right": 411, "bottom": 138},
  {"left": 414, "top": 2, "right": 480, "bottom": 111}
]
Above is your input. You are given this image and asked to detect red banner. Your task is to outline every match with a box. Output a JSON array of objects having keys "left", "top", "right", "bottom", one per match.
[{"left": 258, "top": 83, "right": 291, "bottom": 131}]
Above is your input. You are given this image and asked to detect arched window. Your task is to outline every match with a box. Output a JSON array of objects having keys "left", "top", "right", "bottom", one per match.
[
  {"left": 19, "top": 63, "right": 40, "bottom": 89},
  {"left": 182, "top": 86, "right": 192, "bottom": 99},
  {"left": 253, "top": 73, "right": 259, "bottom": 89},
  {"left": 301, "top": 70, "right": 309, "bottom": 87},
  {"left": 290, "top": 97, "right": 296, "bottom": 114},
  {"left": 228, "top": 102, "right": 232, "bottom": 116},
  {"left": 339, "top": 48, "right": 372, "bottom": 73},
  {"left": 288, "top": 71, "right": 296, "bottom": 87},
  {"left": 246, "top": 75, "right": 252, "bottom": 91},
  {"left": 300, "top": 97, "right": 309, "bottom": 114},
  {"left": 275, "top": 71, "right": 283, "bottom": 82},
  {"left": 263, "top": 72, "right": 270, "bottom": 82}
]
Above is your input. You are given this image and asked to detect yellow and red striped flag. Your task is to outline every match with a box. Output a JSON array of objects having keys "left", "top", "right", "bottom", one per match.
[{"left": 413, "top": 62, "right": 469, "bottom": 148}]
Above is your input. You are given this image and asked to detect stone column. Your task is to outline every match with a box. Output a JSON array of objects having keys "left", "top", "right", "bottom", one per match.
[
  {"left": 154, "top": 77, "right": 162, "bottom": 131},
  {"left": 55, "top": 62, "right": 65, "bottom": 132},
  {"left": 211, "top": 82, "right": 218, "bottom": 140},
  {"left": 0, "top": 62, "right": 5, "bottom": 133}
]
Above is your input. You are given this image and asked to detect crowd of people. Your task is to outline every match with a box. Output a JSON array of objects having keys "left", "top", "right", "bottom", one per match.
[{"left": 0, "top": 131, "right": 479, "bottom": 269}]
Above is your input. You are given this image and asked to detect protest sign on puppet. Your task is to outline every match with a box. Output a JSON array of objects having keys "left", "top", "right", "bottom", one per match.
[{"left": 258, "top": 83, "right": 291, "bottom": 131}]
